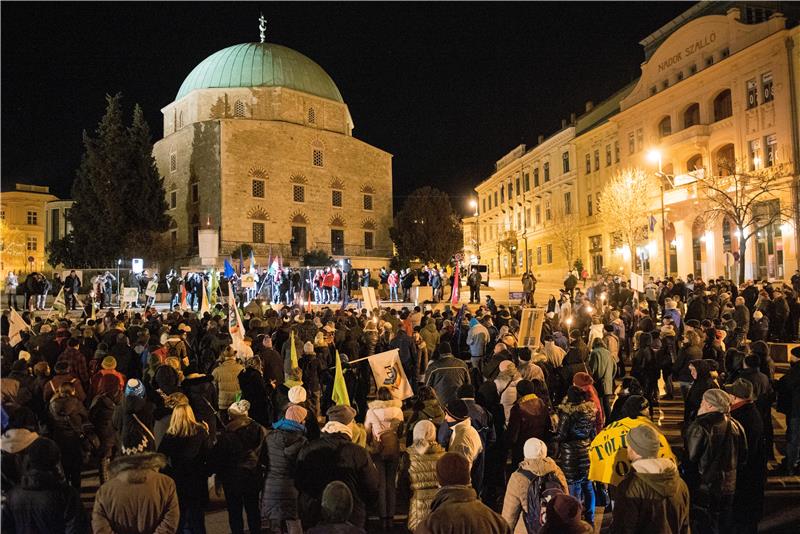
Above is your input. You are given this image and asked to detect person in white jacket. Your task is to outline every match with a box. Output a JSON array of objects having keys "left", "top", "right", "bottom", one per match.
[
  {"left": 363, "top": 387, "right": 404, "bottom": 529},
  {"left": 495, "top": 360, "right": 522, "bottom": 423}
]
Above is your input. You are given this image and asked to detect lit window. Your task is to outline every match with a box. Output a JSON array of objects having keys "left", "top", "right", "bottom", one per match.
[
  {"left": 170, "top": 191, "right": 177, "bottom": 209},
  {"left": 543, "top": 162, "right": 550, "bottom": 182},
  {"left": 628, "top": 132, "right": 635, "bottom": 155},
  {"left": 293, "top": 185, "right": 305, "bottom": 203},
  {"left": 748, "top": 139, "right": 760, "bottom": 170},
  {"left": 614, "top": 141, "right": 620, "bottom": 162},
  {"left": 26, "top": 236, "right": 37, "bottom": 251},
  {"left": 312, "top": 149, "right": 324, "bottom": 167},
  {"left": 605, "top": 144, "right": 612, "bottom": 166},
  {"left": 587, "top": 194, "right": 593, "bottom": 217},
  {"left": 363, "top": 194, "right": 373, "bottom": 211},
  {"left": 562, "top": 152, "right": 570, "bottom": 173},
  {"left": 765, "top": 134, "right": 777, "bottom": 167},
  {"left": 332, "top": 189, "right": 343, "bottom": 207},
  {"left": 191, "top": 183, "right": 199, "bottom": 203},
  {"left": 252, "top": 179, "right": 265, "bottom": 198},
  {"left": 308, "top": 107, "right": 316, "bottom": 124},
  {"left": 546, "top": 244, "right": 553, "bottom": 263},
  {"left": 26, "top": 211, "right": 38, "bottom": 225},
  {"left": 252, "top": 222, "right": 265, "bottom": 243},
  {"left": 762, "top": 72, "right": 773, "bottom": 103},
  {"left": 545, "top": 199, "right": 552, "bottom": 221},
  {"left": 746, "top": 79, "right": 758, "bottom": 109},
  {"left": 585, "top": 154, "right": 591, "bottom": 174},
  {"left": 564, "top": 192, "right": 572, "bottom": 215},
  {"left": 537, "top": 246, "right": 542, "bottom": 265},
  {"left": 593, "top": 150, "right": 600, "bottom": 171},
  {"left": 234, "top": 100, "right": 245, "bottom": 118},
  {"left": 170, "top": 152, "right": 177, "bottom": 173},
  {"left": 364, "top": 231, "right": 374, "bottom": 250},
  {"left": 533, "top": 168, "right": 540, "bottom": 187}
]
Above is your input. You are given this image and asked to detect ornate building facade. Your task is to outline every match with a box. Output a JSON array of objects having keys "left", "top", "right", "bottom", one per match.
[
  {"left": 470, "top": 2, "right": 800, "bottom": 283},
  {"left": 153, "top": 41, "right": 393, "bottom": 268},
  {"left": 0, "top": 183, "right": 59, "bottom": 274}
]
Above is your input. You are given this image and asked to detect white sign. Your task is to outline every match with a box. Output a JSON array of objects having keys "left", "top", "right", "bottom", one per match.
[
  {"left": 145, "top": 280, "right": 158, "bottom": 298},
  {"left": 122, "top": 287, "right": 139, "bottom": 303},
  {"left": 413, "top": 285, "right": 433, "bottom": 306},
  {"left": 367, "top": 349, "right": 414, "bottom": 400},
  {"left": 519, "top": 308, "right": 546, "bottom": 349},
  {"left": 361, "top": 287, "right": 379, "bottom": 314},
  {"left": 241, "top": 273, "right": 256, "bottom": 288},
  {"left": 132, "top": 259, "right": 144, "bottom": 274}
]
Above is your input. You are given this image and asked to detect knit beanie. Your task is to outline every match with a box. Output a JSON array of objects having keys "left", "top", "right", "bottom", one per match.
[
  {"left": 572, "top": 371, "right": 593, "bottom": 387},
  {"left": 26, "top": 437, "right": 61, "bottom": 471},
  {"left": 124, "top": 378, "right": 145, "bottom": 399},
  {"left": 228, "top": 399, "right": 251, "bottom": 417},
  {"left": 545, "top": 494, "right": 585, "bottom": 529},
  {"left": 621, "top": 395, "right": 649, "bottom": 418},
  {"left": 444, "top": 399, "right": 469, "bottom": 421},
  {"left": 412, "top": 419, "right": 436, "bottom": 442},
  {"left": 437, "top": 341, "right": 452, "bottom": 355},
  {"left": 523, "top": 437, "right": 547, "bottom": 459},
  {"left": 516, "top": 379, "right": 535, "bottom": 398},
  {"left": 436, "top": 452, "right": 471, "bottom": 486},
  {"left": 101, "top": 356, "right": 117, "bottom": 370},
  {"left": 303, "top": 341, "right": 315, "bottom": 355},
  {"left": 457, "top": 383, "right": 476, "bottom": 399},
  {"left": 627, "top": 425, "right": 661, "bottom": 459},
  {"left": 320, "top": 481, "right": 353, "bottom": 523},
  {"left": 288, "top": 385, "right": 307, "bottom": 404},
  {"left": 285, "top": 404, "right": 308, "bottom": 424},
  {"left": 326, "top": 404, "right": 356, "bottom": 425},
  {"left": 566, "top": 385, "right": 588, "bottom": 404},
  {"left": 703, "top": 388, "right": 731, "bottom": 413}
]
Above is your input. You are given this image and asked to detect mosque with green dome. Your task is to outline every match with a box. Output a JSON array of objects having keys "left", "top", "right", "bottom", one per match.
[{"left": 153, "top": 37, "right": 393, "bottom": 268}]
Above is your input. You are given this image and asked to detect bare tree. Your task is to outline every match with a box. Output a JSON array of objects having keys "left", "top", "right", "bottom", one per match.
[
  {"left": 551, "top": 207, "right": 580, "bottom": 270},
  {"left": 599, "top": 168, "right": 657, "bottom": 273},
  {"left": 695, "top": 158, "right": 793, "bottom": 281}
]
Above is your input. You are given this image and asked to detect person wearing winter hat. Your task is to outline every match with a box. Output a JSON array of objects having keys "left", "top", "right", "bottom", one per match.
[
  {"left": 506, "top": 379, "right": 551, "bottom": 469},
  {"left": 212, "top": 345, "right": 244, "bottom": 411},
  {"left": 554, "top": 385, "right": 597, "bottom": 525},
  {"left": 124, "top": 378, "right": 145, "bottom": 399},
  {"left": 295, "top": 404, "right": 379, "bottom": 528},
  {"left": 573, "top": 371, "right": 605, "bottom": 433},
  {"left": 404, "top": 418, "right": 446, "bottom": 531},
  {"left": 502, "top": 437, "right": 568, "bottom": 534},
  {"left": 540, "top": 493, "right": 593, "bottom": 533},
  {"left": 424, "top": 338, "right": 470, "bottom": 407},
  {"left": 611, "top": 425, "right": 690, "bottom": 533},
  {"left": 495, "top": 359, "right": 522, "bottom": 423},
  {"left": 262, "top": 403, "right": 309, "bottom": 534},
  {"left": 306, "top": 481, "right": 363, "bottom": 534},
  {"left": 0, "top": 407, "right": 41, "bottom": 487},
  {"left": 620, "top": 394, "right": 651, "bottom": 420},
  {"left": 683, "top": 386, "right": 747, "bottom": 533},
  {"left": 298, "top": 339, "right": 324, "bottom": 421},
  {"left": 443, "top": 398, "right": 483, "bottom": 479},
  {"left": 227, "top": 399, "right": 251, "bottom": 418},
  {"left": 3, "top": 437, "right": 90, "bottom": 533},
  {"left": 91, "top": 356, "right": 125, "bottom": 397},
  {"left": 416, "top": 452, "right": 511, "bottom": 534}
]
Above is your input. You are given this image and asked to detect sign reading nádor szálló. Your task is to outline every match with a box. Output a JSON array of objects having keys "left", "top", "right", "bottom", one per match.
[{"left": 657, "top": 31, "right": 717, "bottom": 72}]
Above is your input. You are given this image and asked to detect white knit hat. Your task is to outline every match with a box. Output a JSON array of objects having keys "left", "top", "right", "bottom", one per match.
[
  {"left": 524, "top": 438, "right": 547, "bottom": 459},
  {"left": 228, "top": 399, "right": 250, "bottom": 417},
  {"left": 288, "top": 385, "right": 307, "bottom": 404},
  {"left": 413, "top": 420, "right": 436, "bottom": 442}
]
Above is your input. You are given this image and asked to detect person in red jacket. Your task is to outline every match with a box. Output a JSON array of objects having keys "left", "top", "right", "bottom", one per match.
[
  {"left": 90, "top": 356, "right": 126, "bottom": 397},
  {"left": 388, "top": 270, "right": 399, "bottom": 302},
  {"left": 322, "top": 268, "right": 335, "bottom": 304},
  {"left": 332, "top": 268, "right": 342, "bottom": 302}
]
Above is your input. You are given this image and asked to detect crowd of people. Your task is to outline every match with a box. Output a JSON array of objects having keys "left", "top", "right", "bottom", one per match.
[{"left": 0, "top": 268, "right": 799, "bottom": 534}]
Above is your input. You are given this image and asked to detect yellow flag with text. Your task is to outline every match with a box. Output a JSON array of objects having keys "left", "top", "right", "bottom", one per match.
[{"left": 332, "top": 350, "right": 350, "bottom": 406}]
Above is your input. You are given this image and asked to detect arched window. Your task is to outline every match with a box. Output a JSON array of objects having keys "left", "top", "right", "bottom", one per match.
[
  {"left": 713, "top": 89, "right": 732, "bottom": 121},
  {"left": 715, "top": 144, "right": 736, "bottom": 175},
  {"left": 233, "top": 100, "right": 245, "bottom": 118},
  {"left": 687, "top": 154, "right": 703, "bottom": 173},
  {"left": 683, "top": 103, "right": 700, "bottom": 128},
  {"left": 658, "top": 116, "right": 672, "bottom": 138}
]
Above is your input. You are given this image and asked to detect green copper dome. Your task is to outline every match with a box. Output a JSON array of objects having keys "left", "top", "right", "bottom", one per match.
[{"left": 176, "top": 42, "right": 344, "bottom": 103}]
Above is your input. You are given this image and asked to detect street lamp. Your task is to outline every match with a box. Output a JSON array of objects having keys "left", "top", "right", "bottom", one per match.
[
  {"left": 469, "top": 198, "right": 480, "bottom": 263},
  {"left": 116, "top": 258, "right": 122, "bottom": 305},
  {"left": 647, "top": 149, "right": 675, "bottom": 279}
]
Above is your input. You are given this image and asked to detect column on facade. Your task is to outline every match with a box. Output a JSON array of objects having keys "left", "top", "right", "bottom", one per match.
[
  {"left": 704, "top": 219, "right": 723, "bottom": 280},
  {"left": 672, "top": 219, "right": 694, "bottom": 277}
]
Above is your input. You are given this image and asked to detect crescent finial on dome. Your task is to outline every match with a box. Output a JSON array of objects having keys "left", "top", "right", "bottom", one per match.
[{"left": 258, "top": 13, "right": 267, "bottom": 43}]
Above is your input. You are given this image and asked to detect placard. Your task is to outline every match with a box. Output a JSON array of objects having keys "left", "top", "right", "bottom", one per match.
[
  {"left": 361, "top": 287, "right": 379, "bottom": 314},
  {"left": 122, "top": 287, "right": 139, "bottom": 303},
  {"left": 241, "top": 273, "right": 256, "bottom": 288},
  {"left": 413, "top": 285, "right": 433, "bottom": 305},
  {"left": 145, "top": 280, "right": 158, "bottom": 298},
  {"left": 519, "top": 307, "right": 546, "bottom": 349}
]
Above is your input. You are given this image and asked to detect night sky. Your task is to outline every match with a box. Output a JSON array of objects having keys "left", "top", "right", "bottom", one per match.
[{"left": 2, "top": 1, "right": 693, "bottom": 211}]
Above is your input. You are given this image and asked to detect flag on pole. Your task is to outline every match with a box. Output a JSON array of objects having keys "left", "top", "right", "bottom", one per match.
[
  {"left": 208, "top": 269, "right": 218, "bottom": 307},
  {"left": 51, "top": 287, "right": 67, "bottom": 316},
  {"left": 332, "top": 350, "right": 350, "bottom": 406},
  {"left": 8, "top": 308, "right": 30, "bottom": 346},
  {"left": 199, "top": 280, "right": 210, "bottom": 316},
  {"left": 289, "top": 330, "right": 299, "bottom": 370},
  {"left": 227, "top": 281, "right": 245, "bottom": 350},
  {"left": 366, "top": 349, "right": 414, "bottom": 400},
  {"left": 180, "top": 283, "right": 188, "bottom": 310},
  {"left": 223, "top": 259, "right": 235, "bottom": 278},
  {"left": 239, "top": 250, "right": 245, "bottom": 275},
  {"left": 90, "top": 296, "right": 96, "bottom": 321},
  {"left": 450, "top": 262, "right": 461, "bottom": 306},
  {"left": 120, "top": 281, "right": 127, "bottom": 311},
  {"left": 249, "top": 250, "right": 256, "bottom": 273}
]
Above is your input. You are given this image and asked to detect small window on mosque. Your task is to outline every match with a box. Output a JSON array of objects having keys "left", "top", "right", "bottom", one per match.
[
  {"left": 293, "top": 185, "right": 305, "bottom": 203},
  {"left": 170, "top": 152, "right": 177, "bottom": 173},
  {"left": 313, "top": 149, "right": 324, "bottom": 167},
  {"left": 308, "top": 108, "right": 316, "bottom": 124},
  {"left": 252, "top": 180, "right": 265, "bottom": 198},
  {"left": 332, "top": 190, "right": 343, "bottom": 208},
  {"left": 234, "top": 100, "right": 245, "bottom": 118}
]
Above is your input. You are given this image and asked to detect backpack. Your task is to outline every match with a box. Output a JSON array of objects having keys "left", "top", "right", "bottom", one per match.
[
  {"left": 165, "top": 341, "right": 182, "bottom": 360},
  {"left": 374, "top": 426, "right": 401, "bottom": 459},
  {"left": 518, "top": 469, "right": 564, "bottom": 534}
]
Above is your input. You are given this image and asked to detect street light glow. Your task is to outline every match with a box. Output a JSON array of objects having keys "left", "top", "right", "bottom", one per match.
[{"left": 646, "top": 149, "right": 662, "bottom": 164}]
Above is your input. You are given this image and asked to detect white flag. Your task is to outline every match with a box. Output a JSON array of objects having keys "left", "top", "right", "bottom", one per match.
[
  {"left": 51, "top": 287, "right": 67, "bottom": 315},
  {"left": 8, "top": 308, "right": 30, "bottom": 346},
  {"left": 227, "top": 282, "right": 245, "bottom": 350},
  {"left": 367, "top": 349, "right": 414, "bottom": 400}
]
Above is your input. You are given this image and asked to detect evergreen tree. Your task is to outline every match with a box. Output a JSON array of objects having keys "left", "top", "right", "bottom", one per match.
[
  {"left": 389, "top": 186, "right": 463, "bottom": 265},
  {"left": 47, "top": 94, "right": 171, "bottom": 267}
]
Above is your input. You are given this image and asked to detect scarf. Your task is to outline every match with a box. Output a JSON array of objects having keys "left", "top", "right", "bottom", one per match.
[{"left": 321, "top": 420, "right": 353, "bottom": 438}]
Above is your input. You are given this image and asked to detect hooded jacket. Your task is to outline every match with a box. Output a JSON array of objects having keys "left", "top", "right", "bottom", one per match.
[
  {"left": 611, "top": 457, "right": 690, "bottom": 534},
  {"left": 404, "top": 440, "right": 446, "bottom": 531},
  {"left": 364, "top": 398, "right": 404, "bottom": 443},
  {"left": 505, "top": 394, "right": 552, "bottom": 465},
  {"left": 92, "top": 452, "right": 179, "bottom": 534},
  {"left": 261, "top": 418, "right": 308, "bottom": 521},
  {"left": 3, "top": 466, "right": 88, "bottom": 534},
  {"left": 683, "top": 359, "right": 718, "bottom": 423},
  {"left": 555, "top": 400, "right": 596, "bottom": 482},
  {"left": 420, "top": 321, "right": 441, "bottom": 356},
  {"left": 416, "top": 485, "right": 511, "bottom": 534},
  {"left": 502, "top": 457, "right": 568, "bottom": 534},
  {"left": 212, "top": 357, "right": 244, "bottom": 409}
]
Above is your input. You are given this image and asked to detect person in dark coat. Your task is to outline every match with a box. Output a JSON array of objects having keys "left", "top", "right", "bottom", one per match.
[
  {"left": 47, "top": 382, "right": 89, "bottom": 490},
  {"left": 211, "top": 399, "right": 267, "bottom": 534},
  {"left": 631, "top": 332, "right": 659, "bottom": 416},
  {"left": 672, "top": 330, "right": 704, "bottom": 401},
  {"left": 295, "top": 404, "right": 379, "bottom": 529},
  {"left": 89, "top": 374, "right": 121, "bottom": 483},
  {"left": 555, "top": 386, "right": 597, "bottom": 525},
  {"left": 415, "top": 452, "right": 511, "bottom": 534},
  {"left": 504, "top": 379, "right": 552, "bottom": 468},
  {"left": 0, "top": 406, "right": 41, "bottom": 488},
  {"left": 261, "top": 404, "right": 308, "bottom": 533},
  {"left": 1, "top": 437, "right": 89, "bottom": 533},
  {"left": 684, "top": 359, "right": 718, "bottom": 425},
  {"left": 158, "top": 392, "right": 211, "bottom": 534},
  {"left": 181, "top": 367, "right": 218, "bottom": 443},
  {"left": 608, "top": 376, "right": 643, "bottom": 424},
  {"left": 724, "top": 379, "right": 767, "bottom": 534},
  {"left": 238, "top": 356, "right": 271, "bottom": 427},
  {"left": 114, "top": 379, "right": 157, "bottom": 456}
]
